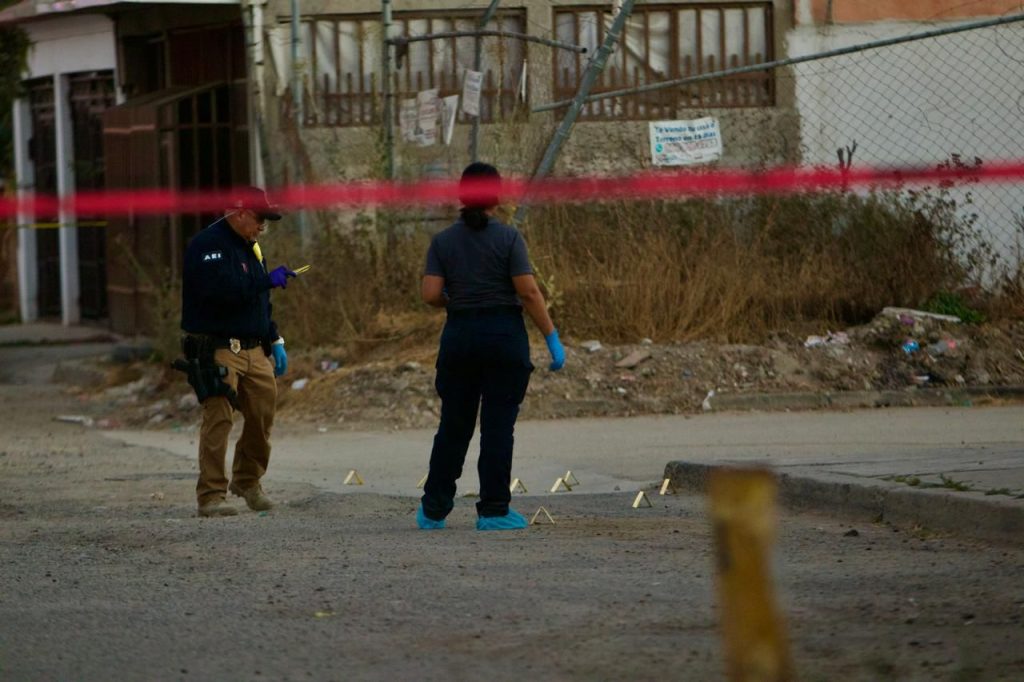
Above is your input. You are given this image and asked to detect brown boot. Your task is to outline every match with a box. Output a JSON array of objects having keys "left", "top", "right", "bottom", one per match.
[
  {"left": 229, "top": 483, "right": 274, "bottom": 512},
  {"left": 197, "top": 497, "right": 239, "bottom": 518}
]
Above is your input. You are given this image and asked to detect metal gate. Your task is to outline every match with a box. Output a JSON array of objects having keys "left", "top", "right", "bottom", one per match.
[
  {"left": 69, "top": 71, "right": 116, "bottom": 320},
  {"left": 26, "top": 78, "right": 60, "bottom": 318},
  {"left": 103, "top": 83, "right": 249, "bottom": 335}
]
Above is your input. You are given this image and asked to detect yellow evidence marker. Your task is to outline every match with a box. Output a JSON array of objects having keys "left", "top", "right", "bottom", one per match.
[
  {"left": 709, "top": 467, "right": 793, "bottom": 682},
  {"left": 563, "top": 470, "right": 580, "bottom": 486},
  {"left": 659, "top": 478, "right": 676, "bottom": 495},
  {"left": 550, "top": 477, "right": 572, "bottom": 493},
  {"left": 293, "top": 264, "right": 312, "bottom": 274},
  {"left": 632, "top": 491, "right": 652, "bottom": 508},
  {"left": 530, "top": 506, "right": 555, "bottom": 525},
  {"left": 510, "top": 478, "right": 528, "bottom": 493},
  {"left": 416, "top": 473, "right": 428, "bottom": 488},
  {"left": 343, "top": 469, "right": 364, "bottom": 485}
]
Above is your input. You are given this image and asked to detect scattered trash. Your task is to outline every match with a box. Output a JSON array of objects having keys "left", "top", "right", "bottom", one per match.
[
  {"left": 882, "top": 307, "right": 961, "bottom": 324},
  {"left": 399, "top": 361, "right": 421, "bottom": 372},
  {"left": 701, "top": 390, "right": 716, "bottom": 412},
  {"left": 912, "top": 375, "right": 930, "bottom": 386},
  {"left": 615, "top": 349, "right": 652, "bottom": 368},
  {"left": 177, "top": 393, "right": 199, "bottom": 410},
  {"left": 804, "top": 331, "right": 850, "bottom": 348},
  {"left": 681, "top": 368, "right": 694, "bottom": 378},
  {"left": 150, "top": 492, "right": 165, "bottom": 501},
  {"left": 614, "top": 387, "right": 627, "bottom": 396},
  {"left": 319, "top": 360, "right": 340, "bottom": 372},
  {"left": 317, "top": 426, "right": 328, "bottom": 433},
  {"left": 291, "top": 378, "right": 309, "bottom": 390},
  {"left": 901, "top": 340, "right": 920, "bottom": 354},
  {"left": 580, "top": 340, "right": 603, "bottom": 353},
  {"left": 926, "top": 339, "right": 957, "bottom": 356},
  {"left": 258, "top": 511, "right": 269, "bottom": 517},
  {"left": 618, "top": 373, "right": 637, "bottom": 383},
  {"left": 148, "top": 413, "right": 167, "bottom": 424},
  {"left": 55, "top": 415, "right": 94, "bottom": 427},
  {"left": 95, "top": 418, "right": 121, "bottom": 430},
  {"left": 640, "top": 338, "right": 653, "bottom": 346}
]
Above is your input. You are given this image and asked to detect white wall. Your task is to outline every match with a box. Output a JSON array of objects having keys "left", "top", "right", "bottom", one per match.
[{"left": 788, "top": 20, "right": 1024, "bottom": 266}]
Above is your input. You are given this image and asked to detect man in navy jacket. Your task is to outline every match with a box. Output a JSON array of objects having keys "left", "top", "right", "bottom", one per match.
[{"left": 181, "top": 187, "right": 295, "bottom": 517}]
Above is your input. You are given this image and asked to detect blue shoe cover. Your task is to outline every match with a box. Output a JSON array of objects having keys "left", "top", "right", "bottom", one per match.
[
  {"left": 417, "top": 506, "right": 445, "bottom": 530},
  {"left": 476, "top": 508, "right": 528, "bottom": 531}
]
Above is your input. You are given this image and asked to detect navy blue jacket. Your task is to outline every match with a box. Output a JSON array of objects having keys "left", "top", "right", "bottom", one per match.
[{"left": 180, "top": 218, "right": 279, "bottom": 342}]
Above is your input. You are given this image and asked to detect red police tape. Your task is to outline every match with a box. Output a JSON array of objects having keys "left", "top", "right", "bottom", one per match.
[{"left": 3, "top": 162, "right": 1024, "bottom": 219}]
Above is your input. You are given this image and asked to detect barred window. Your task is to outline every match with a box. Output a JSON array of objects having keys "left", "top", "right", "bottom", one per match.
[
  {"left": 273, "top": 11, "right": 526, "bottom": 127},
  {"left": 554, "top": 3, "right": 773, "bottom": 119}
]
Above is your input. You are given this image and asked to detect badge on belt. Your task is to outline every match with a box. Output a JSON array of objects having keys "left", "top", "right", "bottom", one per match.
[{"left": 229, "top": 338, "right": 241, "bottom": 354}]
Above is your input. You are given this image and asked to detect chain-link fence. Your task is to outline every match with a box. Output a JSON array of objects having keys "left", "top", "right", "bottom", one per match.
[
  {"left": 784, "top": 16, "right": 1024, "bottom": 273},
  {"left": 551, "top": 13, "right": 1024, "bottom": 275}
]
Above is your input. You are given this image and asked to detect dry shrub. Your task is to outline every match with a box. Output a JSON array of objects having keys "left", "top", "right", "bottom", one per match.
[
  {"left": 266, "top": 185, "right": 998, "bottom": 348},
  {"left": 524, "top": 188, "right": 988, "bottom": 343},
  {"left": 266, "top": 212, "right": 441, "bottom": 356}
]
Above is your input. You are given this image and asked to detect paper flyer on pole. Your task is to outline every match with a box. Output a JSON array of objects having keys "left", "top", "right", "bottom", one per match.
[
  {"left": 462, "top": 69, "right": 483, "bottom": 117},
  {"left": 399, "top": 98, "right": 418, "bottom": 143},
  {"left": 415, "top": 88, "right": 440, "bottom": 147},
  {"left": 441, "top": 94, "right": 459, "bottom": 146},
  {"left": 649, "top": 117, "right": 723, "bottom": 166}
]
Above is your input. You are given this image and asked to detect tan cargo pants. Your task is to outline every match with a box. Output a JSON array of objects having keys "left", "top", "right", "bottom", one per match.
[{"left": 196, "top": 347, "right": 277, "bottom": 504}]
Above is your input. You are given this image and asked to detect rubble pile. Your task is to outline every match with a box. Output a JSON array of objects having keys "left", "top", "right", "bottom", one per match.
[{"left": 70, "top": 311, "right": 1024, "bottom": 431}]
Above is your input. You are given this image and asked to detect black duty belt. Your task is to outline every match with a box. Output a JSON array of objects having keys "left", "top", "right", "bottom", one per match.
[
  {"left": 186, "top": 334, "right": 262, "bottom": 352},
  {"left": 447, "top": 305, "right": 522, "bottom": 318}
]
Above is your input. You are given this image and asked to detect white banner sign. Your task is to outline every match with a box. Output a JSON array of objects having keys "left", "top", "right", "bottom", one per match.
[
  {"left": 399, "top": 97, "right": 418, "bottom": 143},
  {"left": 415, "top": 88, "right": 440, "bottom": 146},
  {"left": 462, "top": 69, "right": 483, "bottom": 117},
  {"left": 649, "top": 117, "right": 723, "bottom": 166},
  {"left": 441, "top": 94, "right": 460, "bottom": 146}
]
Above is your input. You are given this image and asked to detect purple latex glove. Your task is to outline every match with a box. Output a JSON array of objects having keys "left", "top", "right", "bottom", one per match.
[{"left": 269, "top": 266, "right": 296, "bottom": 289}]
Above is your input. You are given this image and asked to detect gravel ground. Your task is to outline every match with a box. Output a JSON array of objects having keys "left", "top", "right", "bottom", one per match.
[{"left": 2, "top": 384, "right": 1023, "bottom": 681}]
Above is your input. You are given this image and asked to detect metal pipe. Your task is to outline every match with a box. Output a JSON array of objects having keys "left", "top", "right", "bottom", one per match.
[
  {"left": 533, "top": 11, "right": 1024, "bottom": 112},
  {"left": 388, "top": 30, "right": 587, "bottom": 54},
  {"left": 290, "top": 0, "right": 303, "bottom": 124},
  {"left": 290, "top": 0, "right": 309, "bottom": 245},
  {"left": 470, "top": 0, "right": 502, "bottom": 163},
  {"left": 512, "top": 0, "right": 636, "bottom": 226},
  {"left": 382, "top": 0, "right": 394, "bottom": 179}
]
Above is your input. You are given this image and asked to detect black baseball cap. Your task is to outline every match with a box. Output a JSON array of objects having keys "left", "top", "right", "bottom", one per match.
[{"left": 231, "top": 186, "right": 282, "bottom": 221}]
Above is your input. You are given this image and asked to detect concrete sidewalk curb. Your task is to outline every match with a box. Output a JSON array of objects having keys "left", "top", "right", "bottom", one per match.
[
  {"left": 709, "top": 385, "right": 1024, "bottom": 412},
  {"left": 664, "top": 460, "right": 1024, "bottom": 545}
]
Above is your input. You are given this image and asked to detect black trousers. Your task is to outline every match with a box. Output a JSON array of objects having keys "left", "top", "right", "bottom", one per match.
[{"left": 422, "top": 309, "right": 533, "bottom": 519}]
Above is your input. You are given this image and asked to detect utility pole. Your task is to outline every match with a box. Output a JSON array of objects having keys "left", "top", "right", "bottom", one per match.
[
  {"left": 512, "top": 0, "right": 635, "bottom": 226},
  {"left": 469, "top": 0, "right": 502, "bottom": 163}
]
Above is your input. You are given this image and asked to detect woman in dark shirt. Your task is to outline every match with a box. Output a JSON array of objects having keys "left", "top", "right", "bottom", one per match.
[{"left": 418, "top": 162, "right": 566, "bottom": 531}]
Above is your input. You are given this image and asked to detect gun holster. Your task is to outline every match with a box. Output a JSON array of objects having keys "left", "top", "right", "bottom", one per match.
[{"left": 171, "top": 336, "right": 240, "bottom": 410}]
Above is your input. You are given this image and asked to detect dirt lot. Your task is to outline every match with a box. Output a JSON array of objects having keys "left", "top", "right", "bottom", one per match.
[{"left": 2, "top": 382, "right": 1023, "bottom": 681}]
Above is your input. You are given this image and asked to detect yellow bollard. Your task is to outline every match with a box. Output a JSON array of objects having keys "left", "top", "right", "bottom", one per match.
[{"left": 708, "top": 467, "right": 794, "bottom": 682}]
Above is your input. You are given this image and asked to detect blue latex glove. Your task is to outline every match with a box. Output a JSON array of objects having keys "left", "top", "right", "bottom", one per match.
[
  {"left": 269, "top": 266, "right": 296, "bottom": 289},
  {"left": 271, "top": 343, "right": 287, "bottom": 376},
  {"left": 545, "top": 329, "right": 566, "bottom": 371}
]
